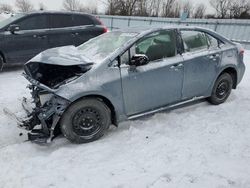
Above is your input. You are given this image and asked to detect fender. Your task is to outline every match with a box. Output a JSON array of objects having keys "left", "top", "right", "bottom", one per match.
[
  {"left": 56, "top": 89, "right": 127, "bottom": 123},
  {"left": 211, "top": 65, "right": 238, "bottom": 93}
]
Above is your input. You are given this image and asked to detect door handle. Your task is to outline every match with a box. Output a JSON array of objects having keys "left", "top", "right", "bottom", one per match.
[
  {"left": 39, "top": 35, "right": 47, "bottom": 39},
  {"left": 208, "top": 54, "right": 219, "bottom": 59},
  {"left": 33, "top": 35, "right": 47, "bottom": 39},
  {"left": 170, "top": 63, "right": 183, "bottom": 69},
  {"left": 71, "top": 33, "right": 79, "bottom": 37}
]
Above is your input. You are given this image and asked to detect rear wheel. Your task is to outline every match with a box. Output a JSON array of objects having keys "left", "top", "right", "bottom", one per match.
[
  {"left": 208, "top": 73, "right": 233, "bottom": 105},
  {"left": 60, "top": 98, "right": 111, "bottom": 143}
]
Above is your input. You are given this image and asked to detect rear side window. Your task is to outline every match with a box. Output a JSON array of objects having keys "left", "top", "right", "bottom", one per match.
[
  {"left": 17, "top": 15, "right": 48, "bottom": 30},
  {"left": 72, "top": 15, "right": 93, "bottom": 26},
  {"left": 206, "top": 34, "right": 219, "bottom": 49},
  {"left": 50, "top": 14, "right": 74, "bottom": 28},
  {"left": 181, "top": 30, "right": 208, "bottom": 52}
]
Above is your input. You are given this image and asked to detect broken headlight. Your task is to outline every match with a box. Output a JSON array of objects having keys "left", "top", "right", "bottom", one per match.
[{"left": 39, "top": 93, "right": 53, "bottom": 106}]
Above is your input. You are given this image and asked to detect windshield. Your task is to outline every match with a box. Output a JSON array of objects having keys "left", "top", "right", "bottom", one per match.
[
  {"left": 0, "top": 13, "right": 25, "bottom": 29},
  {"left": 78, "top": 31, "right": 138, "bottom": 63}
]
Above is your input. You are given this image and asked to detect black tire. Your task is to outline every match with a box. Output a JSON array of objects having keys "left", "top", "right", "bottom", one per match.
[
  {"left": 208, "top": 73, "right": 233, "bottom": 105},
  {"left": 60, "top": 98, "right": 111, "bottom": 144}
]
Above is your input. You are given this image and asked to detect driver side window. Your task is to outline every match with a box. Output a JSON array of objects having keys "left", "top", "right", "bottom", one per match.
[
  {"left": 133, "top": 30, "right": 177, "bottom": 62},
  {"left": 119, "top": 30, "right": 177, "bottom": 66},
  {"left": 16, "top": 15, "right": 48, "bottom": 30}
]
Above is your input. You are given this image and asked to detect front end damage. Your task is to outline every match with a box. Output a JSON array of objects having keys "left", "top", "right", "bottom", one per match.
[
  {"left": 19, "top": 63, "right": 92, "bottom": 143},
  {"left": 19, "top": 73, "right": 70, "bottom": 144},
  {"left": 5, "top": 46, "right": 94, "bottom": 144}
]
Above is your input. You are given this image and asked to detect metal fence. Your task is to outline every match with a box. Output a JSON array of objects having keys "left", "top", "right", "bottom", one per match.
[{"left": 98, "top": 15, "right": 250, "bottom": 49}]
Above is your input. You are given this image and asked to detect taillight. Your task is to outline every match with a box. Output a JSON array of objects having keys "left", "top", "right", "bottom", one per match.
[
  {"left": 236, "top": 43, "right": 245, "bottom": 63},
  {"left": 95, "top": 16, "right": 108, "bottom": 33},
  {"left": 103, "top": 27, "right": 108, "bottom": 33},
  {"left": 235, "top": 42, "right": 244, "bottom": 55},
  {"left": 239, "top": 48, "right": 244, "bottom": 55}
]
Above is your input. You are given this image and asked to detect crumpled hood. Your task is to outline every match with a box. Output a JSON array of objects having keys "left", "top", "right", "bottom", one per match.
[
  {"left": 28, "top": 45, "right": 94, "bottom": 66},
  {"left": 24, "top": 46, "right": 94, "bottom": 89}
]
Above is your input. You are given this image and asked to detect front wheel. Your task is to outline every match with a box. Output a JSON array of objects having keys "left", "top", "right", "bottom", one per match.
[
  {"left": 208, "top": 73, "right": 233, "bottom": 105},
  {"left": 60, "top": 98, "right": 111, "bottom": 144}
]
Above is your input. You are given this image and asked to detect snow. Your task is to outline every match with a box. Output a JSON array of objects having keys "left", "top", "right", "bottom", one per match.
[
  {"left": 0, "top": 13, "right": 11, "bottom": 21},
  {"left": 0, "top": 52, "right": 250, "bottom": 188}
]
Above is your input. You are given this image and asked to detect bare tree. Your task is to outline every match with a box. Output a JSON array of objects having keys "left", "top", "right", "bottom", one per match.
[
  {"left": 162, "top": 0, "right": 181, "bottom": 17},
  {"left": 193, "top": 3, "right": 206, "bottom": 18},
  {"left": 106, "top": 0, "right": 115, "bottom": 15},
  {"left": 107, "top": 0, "right": 181, "bottom": 17},
  {"left": 173, "top": 2, "right": 181, "bottom": 18},
  {"left": 15, "top": 0, "right": 34, "bottom": 12},
  {"left": 182, "top": 0, "right": 193, "bottom": 18},
  {"left": 163, "top": 0, "right": 175, "bottom": 17},
  {"left": 125, "top": 0, "right": 139, "bottom": 16},
  {"left": 106, "top": 0, "right": 138, "bottom": 16},
  {"left": 133, "top": 0, "right": 152, "bottom": 16},
  {"left": 38, "top": 2, "right": 46, "bottom": 11},
  {"left": 134, "top": 0, "right": 149, "bottom": 16},
  {"left": 229, "top": 0, "right": 250, "bottom": 18},
  {"left": 63, "top": 0, "right": 98, "bottom": 13},
  {"left": 0, "top": 3, "right": 13, "bottom": 13},
  {"left": 205, "top": 14, "right": 217, "bottom": 19},
  {"left": 63, "top": 0, "right": 81, "bottom": 11},
  {"left": 210, "top": 0, "right": 231, "bottom": 18},
  {"left": 78, "top": 4, "right": 98, "bottom": 14},
  {"left": 148, "top": 0, "right": 162, "bottom": 16}
]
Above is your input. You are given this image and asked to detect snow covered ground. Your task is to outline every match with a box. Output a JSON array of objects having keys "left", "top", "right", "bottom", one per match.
[{"left": 0, "top": 52, "right": 249, "bottom": 188}]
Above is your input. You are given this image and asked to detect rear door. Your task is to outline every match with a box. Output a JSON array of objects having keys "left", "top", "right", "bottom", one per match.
[
  {"left": 4, "top": 14, "right": 49, "bottom": 63},
  {"left": 180, "top": 30, "right": 220, "bottom": 99},
  {"left": 120, "top": 30, "right": 184, "bottom": 116},
  {"left": 71, "top": 14, "right": 102, "bottom": 46},
  {"left": 47, "top": 14, "right": 76, "bottom": 48}
]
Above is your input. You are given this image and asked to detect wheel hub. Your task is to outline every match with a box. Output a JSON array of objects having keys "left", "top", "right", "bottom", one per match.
[
  {"left": 72, "top": 107, "right": 102, "bottom": 137},
  {"left": 216, "top": 81, "right": 229, "bottom": 98},
  {"left": 80, "top": 117, "right": 96, "bottom": 130}
]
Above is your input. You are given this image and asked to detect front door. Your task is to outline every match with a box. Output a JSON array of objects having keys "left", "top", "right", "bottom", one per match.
[
  {"left": 120, "top": 30, "right": 184, "bottom": 116},
  {"left": 47, "top": 14, "right": 76, "bottom": 48},
  {"left": 4, "top": 14, "right": 49, "bottom": 64}
]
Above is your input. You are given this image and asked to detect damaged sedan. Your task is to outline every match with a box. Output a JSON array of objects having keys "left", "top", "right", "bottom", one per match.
[{"left": 8, "top": 26, "right": 245, "bottom": 144}]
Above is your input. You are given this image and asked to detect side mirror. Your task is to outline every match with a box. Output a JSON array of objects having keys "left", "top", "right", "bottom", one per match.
[
  {"left": 130, "top": 54, "right": 149, "bottom": 67},
  {"left": 9, "top": 24, "right": 20, "bottom": 34}
]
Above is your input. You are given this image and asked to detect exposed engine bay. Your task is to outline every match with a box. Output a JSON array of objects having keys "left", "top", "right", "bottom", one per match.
[
  {"left": 4, "top": 61, "right": 93, "bottom": 144},
  {"left": 24, "top": 62, "right": 93, "bottom": 89}
]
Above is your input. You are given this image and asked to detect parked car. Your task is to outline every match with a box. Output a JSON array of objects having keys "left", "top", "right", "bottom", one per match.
[
  {"left": 14, "top": 26, "right": 245, "bottom": 144},
  {"left": 0, "top": 11, "right": 108, "bottom": 70}
]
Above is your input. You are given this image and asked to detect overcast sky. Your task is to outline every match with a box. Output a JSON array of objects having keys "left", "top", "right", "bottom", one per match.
[{"left": 0, "top": 0, "right": 215, "bottom": 14}]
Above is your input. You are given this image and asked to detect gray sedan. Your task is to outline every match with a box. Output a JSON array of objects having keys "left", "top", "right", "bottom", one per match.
[{"left": 19, "top": 26, "right": 245, "bottom": 144}]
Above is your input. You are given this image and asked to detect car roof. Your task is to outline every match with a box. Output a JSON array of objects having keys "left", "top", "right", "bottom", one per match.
[
  {"left": 20, "top": 11, "right": 93, "bottom": 17},
  {"left": 118, "top": 25, "right": 212, "bottom": 34}
]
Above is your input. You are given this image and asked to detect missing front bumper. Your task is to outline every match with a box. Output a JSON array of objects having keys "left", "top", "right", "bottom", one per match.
[{"left": 5, "top": 95, "right": 70, "bottom": 144}]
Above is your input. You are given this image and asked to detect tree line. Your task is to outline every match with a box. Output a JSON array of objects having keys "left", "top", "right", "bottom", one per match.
[
  {"left": 106, "top": 0, "right": 250, "bottom": 19},
  {"left": 0, "top": 0, "right": 97, "bottom": 14},
  {"left": 0, "top": 0, "right": 249, "bottom": 19}
]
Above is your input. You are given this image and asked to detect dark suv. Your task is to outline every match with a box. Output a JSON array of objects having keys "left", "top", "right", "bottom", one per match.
[{"left": 0, "top": 11, "right": 107, "bottom": 69}]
